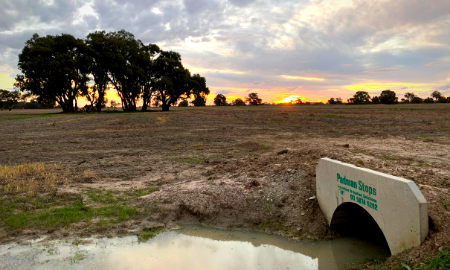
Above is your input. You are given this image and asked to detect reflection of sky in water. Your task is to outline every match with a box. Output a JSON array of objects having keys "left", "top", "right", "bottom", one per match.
[
  {"left": 0, "top": 228, "right": 389, "bottom": 270},
  {"left": 107, "top": 234, "right": 318, "bottom": 270}
]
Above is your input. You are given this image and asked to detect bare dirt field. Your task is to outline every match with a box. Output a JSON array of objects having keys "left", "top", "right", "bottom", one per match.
[{"left": 1, "top": 104, "right": 450, "bottom": 269}]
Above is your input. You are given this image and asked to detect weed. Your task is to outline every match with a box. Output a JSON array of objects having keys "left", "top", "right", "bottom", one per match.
[
  {"left": 423, "top": 250, "right": 450, "bottom": 269},
  {"left": 439, "top": 197, "right": 449, "bottom": 211},
  {"left": 419, "top": 134, "right": 429, "bottom": 138},
  {"left": 417, "top": 162, "right": 430, "bottom": 167},
  {"left": 70, "top": 251, "right": 86, "bottom": 264}
]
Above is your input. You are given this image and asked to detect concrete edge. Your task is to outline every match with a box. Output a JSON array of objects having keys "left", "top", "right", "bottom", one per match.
[{"left": 320, "top": 158, "right": 414, "bottom": 184}]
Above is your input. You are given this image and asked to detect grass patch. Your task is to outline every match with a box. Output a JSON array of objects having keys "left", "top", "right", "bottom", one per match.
[
  {"left": 2, "top": 198, "right": 138, "bottom": 230},
  {"left": 419, "top": 134, "right": 429, "bottom": 138},
  {"left": 321, "top": 114, "right": 343, "bottom": 118},
  {"left": 138, "top": 228, "right": 163, "bottom": 242},
  {"left": 423, "top": 250, "right": 450, "bottom": 269},
  {"left": 0, "top": 113, "right": 59, "bottom": 122}
]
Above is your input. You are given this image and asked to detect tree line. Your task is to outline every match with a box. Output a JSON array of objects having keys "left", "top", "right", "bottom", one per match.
[
  {"left": 13, "top": 30, "right": 210, "bottom": 112},
  {"left": 329, "top": 90, "right": 450, "bottom": 104},
  {"left": 208, "top": 93, "right": 262, "bottom": 106}
]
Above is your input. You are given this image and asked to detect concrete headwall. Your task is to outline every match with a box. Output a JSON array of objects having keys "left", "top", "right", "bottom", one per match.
[{"left": 316, "top": 158, "right": 428, "bottom": 255}]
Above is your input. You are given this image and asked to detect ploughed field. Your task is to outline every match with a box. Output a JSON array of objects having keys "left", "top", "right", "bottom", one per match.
[{"left": 1, "top": 104, "right": 450, "bottom": 269}]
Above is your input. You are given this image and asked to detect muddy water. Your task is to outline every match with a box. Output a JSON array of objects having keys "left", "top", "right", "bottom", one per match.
[{"left": 0, "top": 227, "right": 389, "bottom": 270}]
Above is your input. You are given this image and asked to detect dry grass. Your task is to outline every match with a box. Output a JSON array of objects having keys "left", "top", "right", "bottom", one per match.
[{"left": 0, "top": 163, "right": 69, "bottom": 196}]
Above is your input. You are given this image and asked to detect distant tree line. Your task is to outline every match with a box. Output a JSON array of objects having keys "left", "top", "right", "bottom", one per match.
[
  {"left": 0, "top": 89, "right": 56, "bottom": 111},
  {"left": 328, "top": 90, "right": 450, "bottom": 105},
  {"left": 210, "top": 92, "right": 262, "bottom": 106},
  {"left": 14, "top": 30, "right": 210, "bottom": 112}
]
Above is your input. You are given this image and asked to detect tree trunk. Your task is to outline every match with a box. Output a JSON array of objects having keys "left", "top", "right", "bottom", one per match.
[
  {"left": 162, "top": 104, "right": 170, "bottom": 111},
  {"left": 96, "top": 85, "right": 105, "bottom": 112}
]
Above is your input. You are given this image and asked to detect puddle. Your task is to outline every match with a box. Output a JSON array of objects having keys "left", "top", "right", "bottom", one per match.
[{"left": 0, "top": 227, "right": 390, "bottom": 270}]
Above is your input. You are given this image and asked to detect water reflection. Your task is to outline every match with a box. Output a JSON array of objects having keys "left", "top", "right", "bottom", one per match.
[{"left": 0, "top": 227, "right": 389, "bottom": 270}]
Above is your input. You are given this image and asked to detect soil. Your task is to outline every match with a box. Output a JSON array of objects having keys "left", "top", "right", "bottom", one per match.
[{"left": 1, "top": 104, "right": 450, "bottom": 269}]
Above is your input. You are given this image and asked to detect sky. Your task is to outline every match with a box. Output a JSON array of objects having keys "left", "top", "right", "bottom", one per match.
[{"left": 1, "top": 0, "right": 450, "bottom": 104}]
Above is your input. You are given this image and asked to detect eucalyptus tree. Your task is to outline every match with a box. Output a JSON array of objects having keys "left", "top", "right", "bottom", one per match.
[
  {"left": 152, "top": 51, "right": 193, "bottom": 111},
  {"left": 103, "top": 30, "right": 147, "bottom": 111},
  {"left": 15, "top": 33, "right": 90, "bottom": 112},
  {"left": 190, "top": 74, "right": 210, "bottom": 106},
  {"left": 214, "top": 94, "right": 227, "bottom": 106},
  {"left": 141, "top": 44, "right": 161, "bottom": 111},
  {"left": 85, "top": 31, "right": 110, "bottom": 112}
]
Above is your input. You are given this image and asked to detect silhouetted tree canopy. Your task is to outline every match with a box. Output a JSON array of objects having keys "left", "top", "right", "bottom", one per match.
[
  {"left": 424, "top": 97, "right": 434, "bottom": 103},
  {"left": 214, "top": 94, "right": 227, "bottom": 106},
  {"left": 15, "top": 30, "right": 209, "bottom": 112},
  {"left": 178, "top": 99, "right": 189, "bottom": 107},
  {"left": 431, "top": 91, "right": 442, "bottom": 101},
  {"left": 246, "top": 93, "right": 262, "bottom": 105},
  {"left": 348, "top": 91, "right": 371, "bottom": 104},
  {"left": 232, "top": 98, "right": 246, "bottom": 106},
  {"left": 404, "top": 92, "right": 415, "bottom": 103},
  {"left": 379, "top": 90, "right": 398, "bottom": 104},
  {"left": 15, "top": 33, "right": 90, "bottom": 113}
]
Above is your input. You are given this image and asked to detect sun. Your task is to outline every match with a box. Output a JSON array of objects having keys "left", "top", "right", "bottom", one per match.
[{"left": 276, "top": 95, "right": 303, "bottom": 104}]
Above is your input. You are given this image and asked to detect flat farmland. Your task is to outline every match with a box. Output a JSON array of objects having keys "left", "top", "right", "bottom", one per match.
[{"left": 1, "top": 104, "right": 450, "bottom": 268}]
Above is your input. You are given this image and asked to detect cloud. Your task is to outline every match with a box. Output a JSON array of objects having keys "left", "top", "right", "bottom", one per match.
[
  {"left": 424, "top": 62, "right": 443, "bottom": 66},
  {"left": 0, "top": 0, "right": 449, "bottom": 102},
  {"left": 363, "top": 69, "right": 401, "bottom": 73},
  {"left": 281, "top": 75, "right": 325, "bottom": 81}
]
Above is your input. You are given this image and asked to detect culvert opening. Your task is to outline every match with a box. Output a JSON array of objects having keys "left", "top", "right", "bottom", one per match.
[{"left": 330, "top": 202, "right": 390, "bottom": 252}]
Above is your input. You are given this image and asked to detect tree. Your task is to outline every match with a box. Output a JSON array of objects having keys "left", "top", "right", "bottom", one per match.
[
  {"left": 140, "top": 44, "right": 161, "bottom": 111},
  {"left": 0, "top": 90, "right": 21, "bottom": 110},
  {"left": 85, "top": 31, "right": 110, "bottom": 112},
  {"left": 178, "top": 99, "right": 189, "bottom": 107},
  {"left": 190, "top": 74, "right": 210, "bottom": 106},
  {"left": 348, "top": 91, "right": 371, "bottom": 104},
  {"left": 232, "top": 98, "right": 246, "bottom": 106},
  {"left": 431, "top": 91, "right": 442, "bottom": 102},
  {"left": 411, "top": 96, "right": 423, "bottom": 104},
  {"left": 335, "top": 97, "right": 343, "bottom": 104},
  {"left": 214, "top": 94, "right": 227, "bottom": 106},
  {"left": 14, "top": 33, "right": 90, "bottom": 112},
  {"left": 246, "top": 93, "right": 262, "bottom": 105},
  {"left": 102, "top": 30, "right": 148, "bottom": 111},
  {"left": 379, "top": 90, "right": 398, "bottom": 104},
  {"left": 152, "top": 51, "right": 192, "bottom": 111},
  {"left": 371, "top": 96, "right": 380, "bottom": 104},
  {"left": 404, "top": 92, "right": 415, "bottom": 103},
  {"left": 293, "top": 98, "right": 302, "bottom": 104},
  {"left": 328, "top": 97, "right": 336, "bottom": 104},
  {"left": 438, "top": 96, "right": 448, "bottom": 103},
  {"left": 424, "top": 97, "right": 434, "bottom": 103}
]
